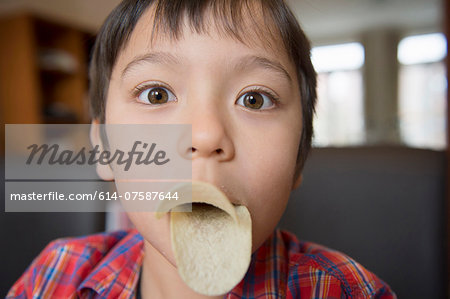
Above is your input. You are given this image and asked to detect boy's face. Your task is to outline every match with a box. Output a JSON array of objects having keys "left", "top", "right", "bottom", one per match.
[{"left": 103, "top": 7, "right": 302, "bottom": 260}]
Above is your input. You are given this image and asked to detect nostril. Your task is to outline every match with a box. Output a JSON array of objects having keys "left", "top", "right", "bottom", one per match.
[
  {"left": 190, "top": 147, "right": 197, "bottom": 153},
  {"left": 215, "top": 149, "right": 223, "bottom": 154}
]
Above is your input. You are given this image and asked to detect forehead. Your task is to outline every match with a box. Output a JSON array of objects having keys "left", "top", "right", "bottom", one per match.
[{"left": 116, "top": 3, "right": 293, "bottom": 70}]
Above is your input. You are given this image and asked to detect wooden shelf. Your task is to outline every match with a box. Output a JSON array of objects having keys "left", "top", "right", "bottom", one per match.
[{"left": 0, "top": 14, "right": 94, "bottom": 153}]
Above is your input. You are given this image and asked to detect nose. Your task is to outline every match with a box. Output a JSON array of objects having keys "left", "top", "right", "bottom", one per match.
[{"left": 187, "top": 105, "right": 235, "bottom": 162}]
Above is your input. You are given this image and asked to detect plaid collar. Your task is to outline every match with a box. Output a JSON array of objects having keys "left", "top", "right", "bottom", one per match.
[{"left": 77, "top": 229, "right": 144, "bottom": 298}]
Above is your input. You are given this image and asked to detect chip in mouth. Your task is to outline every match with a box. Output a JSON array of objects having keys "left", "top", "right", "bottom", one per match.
[{"left": 156, "top": 181, "right": 252, "bottom": 296}]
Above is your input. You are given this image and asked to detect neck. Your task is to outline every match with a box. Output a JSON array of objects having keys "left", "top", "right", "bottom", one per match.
[{"left": 140, "top": 240, "right": 224, "bottom": 299}]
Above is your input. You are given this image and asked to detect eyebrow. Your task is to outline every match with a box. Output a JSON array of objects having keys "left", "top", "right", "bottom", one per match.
[
  {"left": 121, "top": 52, "right": 292, "bottom": 83},
  {"left": 121, "top": 52, "right": 181, "bottom": 79},
  {"left": 234, "top": 55, "right": 292, "bottom": 84}
]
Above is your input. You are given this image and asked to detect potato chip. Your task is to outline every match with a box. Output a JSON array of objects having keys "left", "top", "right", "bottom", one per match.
[{"left": 156, "top": 181, "right": 252, "bottom": 296}]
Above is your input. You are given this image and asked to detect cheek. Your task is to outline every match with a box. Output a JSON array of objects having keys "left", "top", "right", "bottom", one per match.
[
  {"left": 239, "top": 119, "right": 301, "bottom": 189},
  {"left": 236, "top": 120, "right": 301, "bottom": 249}
]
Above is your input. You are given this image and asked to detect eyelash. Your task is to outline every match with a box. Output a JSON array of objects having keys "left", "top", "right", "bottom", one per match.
[
  {"left": 132, "top": 83, "right": 280, "bottom": 108},
  {"left": 133, "top": 82, "right": 173, "bottom": 98},
  {"left": 240, "top": 86, "right": 280, "bottom": 103}
]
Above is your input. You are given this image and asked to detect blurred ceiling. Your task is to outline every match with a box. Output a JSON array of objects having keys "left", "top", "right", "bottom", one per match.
[
  {"left": 287, "top": 0, "right": 442, "bottom": 43},
  {"left": 0, "top": 0, "right": 442, "bottom": 43}
]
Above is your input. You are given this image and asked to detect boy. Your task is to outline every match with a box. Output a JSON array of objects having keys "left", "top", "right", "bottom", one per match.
[{"left": 8, "top": 0, "right": 396, "bottom": 298}]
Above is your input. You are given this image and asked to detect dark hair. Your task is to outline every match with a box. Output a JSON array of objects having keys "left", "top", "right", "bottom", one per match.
[{"left": 89, "top": 0, "right": 317, "bottom": 177}]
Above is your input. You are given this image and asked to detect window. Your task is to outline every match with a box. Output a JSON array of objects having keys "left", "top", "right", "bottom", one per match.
[
  {"left": 398, "top": 33, "right": 447, "bottom": 150},
  {"left": 311, "top": 43, "right": 365, "bottom": 146}
]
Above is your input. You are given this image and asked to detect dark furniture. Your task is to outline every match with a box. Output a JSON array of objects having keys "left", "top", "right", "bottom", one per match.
[{"left": 279, "top": 146, "right": 447, "bottom": 299}]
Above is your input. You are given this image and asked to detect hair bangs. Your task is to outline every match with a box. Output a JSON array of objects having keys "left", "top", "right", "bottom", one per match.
[{"left": 149, "top": 0, "right": 282, "bottom": 52}]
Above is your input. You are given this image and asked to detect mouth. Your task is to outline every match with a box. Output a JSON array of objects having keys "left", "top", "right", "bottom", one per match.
[{"left": 155, "top": 180, "right": 241, "bottom": 221}]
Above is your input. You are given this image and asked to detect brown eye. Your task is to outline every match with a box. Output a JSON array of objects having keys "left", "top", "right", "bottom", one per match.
[
  {"left": 137, "top": 86, "right": 176, "bottom": 105},
  {"left": 148, "top": 88, "right": 168, "bottom": 104},
  {"left": 243, "top": 92, "right": 263, "bottom": 109},
  {"left": 237, "top": 91, "right": 274, "bottom": 110}
]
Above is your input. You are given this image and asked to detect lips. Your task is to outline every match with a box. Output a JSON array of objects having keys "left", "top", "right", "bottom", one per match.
[{"left": 156, "top": 180, "right": 241, "bottom": 217}]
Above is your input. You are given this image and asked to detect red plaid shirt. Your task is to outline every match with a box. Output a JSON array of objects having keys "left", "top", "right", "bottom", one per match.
[{"left": 7, "top": 229, "right": 396, "bottom": 298}]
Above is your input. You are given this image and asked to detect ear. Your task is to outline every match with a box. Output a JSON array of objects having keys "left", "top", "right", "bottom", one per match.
[
  {"left": 292, "top": 173, "right": 303, "bottom": 190},
  {"left": 90, "top": 119, "right": 114, "bottom": 181}
]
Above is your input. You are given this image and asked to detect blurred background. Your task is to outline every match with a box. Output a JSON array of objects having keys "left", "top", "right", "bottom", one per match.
[{"left": 0, "top": 0, "right": 448, "bottom": 298}]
